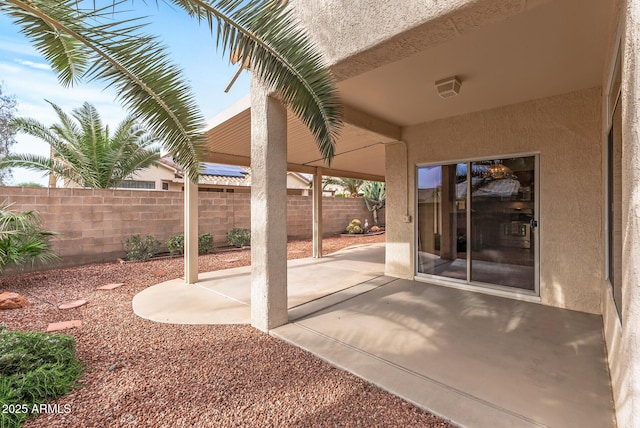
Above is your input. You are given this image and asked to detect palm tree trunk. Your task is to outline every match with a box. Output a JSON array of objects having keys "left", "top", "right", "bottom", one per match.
[{"left": 48, "top": 144, "right": 56, "bottom": 188}]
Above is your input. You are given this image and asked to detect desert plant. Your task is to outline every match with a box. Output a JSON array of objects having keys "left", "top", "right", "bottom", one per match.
[
  {"left": 0, "top": 329, "right": 82, "bottom": 428},
  {"left": 346, "top": 219, "right": 363, "bottom": 234},
  {"left": 198, "top": 233, "right": 214, "bottom": 254},
  {"left": 0, "top": 204, "right": 59, "bottom": 274},
  {"left": 167, "top": 233, "right": 215, "bottom": 255},
  {"left": 362, "top": 181, "right": 386, "bottom": 226},
  {"left": 122, "top": 234, "right": 161, "bottom": 261},
  {"left": 227, "top": 228, "right": 251, "bottom": 248},
  {"left": 166, "top": 234, "right": 185, "bottom": 256}
]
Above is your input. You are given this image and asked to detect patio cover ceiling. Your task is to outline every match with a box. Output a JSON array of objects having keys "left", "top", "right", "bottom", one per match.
[
  {"left": 204, "top": 0, "right": 613, "bottom": 180},
  {"left": 204, "top": 97, "right": 398, "bottom": 181}
]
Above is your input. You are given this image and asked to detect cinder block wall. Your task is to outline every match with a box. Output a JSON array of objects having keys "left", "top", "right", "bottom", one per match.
[{"left": 2, "top": 187, "right": 383, "bottom": 268}]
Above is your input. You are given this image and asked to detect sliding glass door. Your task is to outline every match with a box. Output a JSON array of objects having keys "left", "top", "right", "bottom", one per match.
[{"left": 417, "top": 155, "right": 537, "bottom": 293}]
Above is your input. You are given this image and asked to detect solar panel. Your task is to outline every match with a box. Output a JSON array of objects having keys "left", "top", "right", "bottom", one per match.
[{"left": 201, "top": 163, "right": 248, "bottom": 178}]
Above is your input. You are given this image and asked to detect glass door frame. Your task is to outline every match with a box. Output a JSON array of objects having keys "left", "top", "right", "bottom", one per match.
[{"left": 414, "top": 152, "right": 541, "bottom": 298}]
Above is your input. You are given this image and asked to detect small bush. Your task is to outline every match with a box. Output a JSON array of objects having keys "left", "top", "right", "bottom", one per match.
[
  {"left": 227, "top": 228, "right": 251, "bottom": 248},
  {"left": 166, "top": 233, "right": 214, "bottom": 255},
  {"left": 122, "top": 234, "right": 161, "bottom": 261},
  {"left": 198, "top": 233, "right": 214, "bottom": 254},
  {"left": 166, "top": 234, "right": 184, "bottom": 256},
  {"left": 346, "top": 219, "right": 363, "bottom": 234},
  {"left": 0, "top": 329, "right": 82, "bottom": 428}
]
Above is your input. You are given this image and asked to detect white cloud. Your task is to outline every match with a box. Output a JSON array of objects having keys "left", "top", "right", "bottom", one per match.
[
  {"left": 15, "top": 59, "right": 51, "bottom": 71},
  {"left": 0, "top": 37, "right": 38, "bottom": 58}
]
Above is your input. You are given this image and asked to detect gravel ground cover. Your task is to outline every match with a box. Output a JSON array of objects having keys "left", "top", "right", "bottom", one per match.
[{"left": 1, "top": 235, "right": 452, "bottom": 427}]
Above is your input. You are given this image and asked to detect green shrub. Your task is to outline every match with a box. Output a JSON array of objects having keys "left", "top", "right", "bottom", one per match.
[
  {"left": 227, "top": 228, "right": 251, "bottom": 247},
  {"left": 122, "top": 234, "right": 161, "bottom": 261},
  {"left": 346, "top": 219, "right": 363, "bottom": 234},
  {"left": 198, "top": 233, "right": 214, "bottom": 254},
  {"left": 0, "top": 329, "right": 82, "bottom": 428},
  {"left": 166, "top": 234, "right": 184, "bottom": 255},
  {"left": 166, "top": 233, "right": 214, "bottom": 255}
]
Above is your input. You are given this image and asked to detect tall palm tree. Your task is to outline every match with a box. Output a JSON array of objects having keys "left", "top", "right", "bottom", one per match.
[
  {"left": 322, "top": 177, "right": 363, "bottom": 197},
  {"left": 0, "top": 0, "right": 342, "bottom": 179},
  {"left": 0, "top": 101, "right": 161, "bottom": 188}
]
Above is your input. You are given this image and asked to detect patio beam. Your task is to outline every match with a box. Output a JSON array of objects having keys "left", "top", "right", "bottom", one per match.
[
  {"left": 250, "top": 77, "right": 289, "bottom": 331},
  {"left": 343, "top": 105, "right": 401, "bottom": 141},
  {"left": 312, "top": 167, "right": 323, "bottom": 258},
  {"left": 184, "top": 178, "right": 198, "bottom": 284}
]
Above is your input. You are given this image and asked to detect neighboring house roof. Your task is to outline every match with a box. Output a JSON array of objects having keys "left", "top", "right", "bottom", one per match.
[
  {"left": 158, "top": 157, "right": 310, "bottom": 188},
  {"left": 161, "top": 156, "right": 250, "bottom": 186}
]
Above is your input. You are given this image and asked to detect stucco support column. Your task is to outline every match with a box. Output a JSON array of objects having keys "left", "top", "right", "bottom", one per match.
[
  {"left": 184, "top": 178, "right": 198, "bottom": 284},
  {"left": 621, "top": 1, "right": 640, "bottom": 426},
  {"left": 312, "top": 168, "right": 323, "bottom": 258},
  {"left": 385, "top": 141, "right": 413, "bottom": 279},
  {"left": 250, "top": 77, "right": 288, "bottom": 331}
]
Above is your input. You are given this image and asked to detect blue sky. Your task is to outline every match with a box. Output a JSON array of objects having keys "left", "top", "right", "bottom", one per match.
[{"left": 0, "top": 3, "right": 250, "bottom": 185}]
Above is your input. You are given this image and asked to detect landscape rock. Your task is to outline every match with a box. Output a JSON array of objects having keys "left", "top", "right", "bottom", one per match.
[{"left": 0, "top": 292, "right": 28, "bottom": 310}]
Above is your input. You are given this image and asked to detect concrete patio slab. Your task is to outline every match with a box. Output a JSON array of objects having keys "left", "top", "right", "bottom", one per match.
[{"left": 273, "top": 278, "right": 616, "bottom": 428}]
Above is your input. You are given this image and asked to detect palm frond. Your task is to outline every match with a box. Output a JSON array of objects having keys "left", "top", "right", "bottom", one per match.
[
  {"left": 1, "top": 0, "right": 206, "bottom": 180},
  {"left": 0, "top": 204, "right": 59, "bottom": 273},
  {"left": 171, "top": 0, "right": 342, "bottom": 164},
  {"left": 0, "top": 153, "right": 82, "bottom": 185},
  {"left": 11, "top": 117, "right": 61, "bottom": 147}
]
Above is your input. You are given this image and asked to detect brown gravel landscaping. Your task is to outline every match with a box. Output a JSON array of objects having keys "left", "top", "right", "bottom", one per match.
[{"left": 1, "top": 235, "right": 453, "bottom": 427}]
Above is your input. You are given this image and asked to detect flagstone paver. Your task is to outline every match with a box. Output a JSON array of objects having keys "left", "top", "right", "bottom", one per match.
[
  {"left": 97, "top": 283, "right": 124, "bottom": 290},
  {"left": 58, "top": 299, "right": 88, "bottom": 310},
  {"left": 46, "top": 320, "right": 82, "bottom": 332}
]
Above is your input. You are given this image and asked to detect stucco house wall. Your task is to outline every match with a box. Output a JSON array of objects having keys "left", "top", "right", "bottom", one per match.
[
  {"left": 291, "top": 0, "right": 544, "bottom": 80},
  {"left": 386, "top": 87, "right": 603, "bottom": 314}
]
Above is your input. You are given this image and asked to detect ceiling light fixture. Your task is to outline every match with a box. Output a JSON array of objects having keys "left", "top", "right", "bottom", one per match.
[{"left": 435, "top": 76, "right": 461, "bottom": 99}]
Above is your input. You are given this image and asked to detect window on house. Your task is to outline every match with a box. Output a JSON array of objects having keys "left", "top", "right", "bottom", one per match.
[
  {"left": 120, "top": 180, "right": 156, "bottom": 189},
  {"left": 162, "top": 182, "right": 169, "bottom": 190},
  {"left": 607, "top": 47, "right": 623, "bottom": 317}
]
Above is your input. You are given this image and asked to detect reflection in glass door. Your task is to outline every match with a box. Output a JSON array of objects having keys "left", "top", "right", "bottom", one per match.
[
  {"left": 417, "top": 156, "right": 537, "bottom": 292},
  {"left": 416, "top": 164, "right": 467, "bottom": 280},
  {"left": 469, "top": 157, "right": 536, "bottom": 290}
]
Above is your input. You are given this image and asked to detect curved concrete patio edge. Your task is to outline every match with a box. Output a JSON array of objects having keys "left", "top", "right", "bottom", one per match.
[
  {"left": 132, "top": 278, "right": 251, "bottom": 325},
  {"left": 132, "top": 243, "right": 385, "bottom": 326}
]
